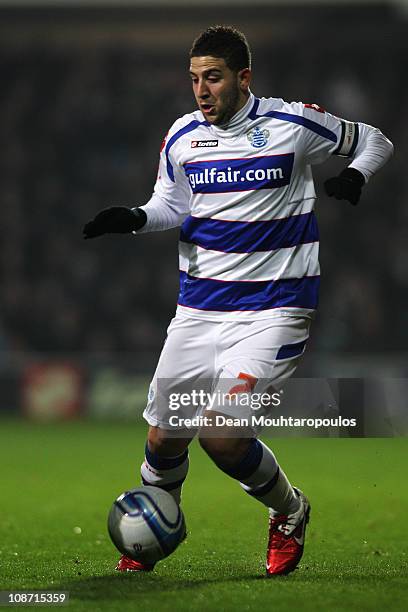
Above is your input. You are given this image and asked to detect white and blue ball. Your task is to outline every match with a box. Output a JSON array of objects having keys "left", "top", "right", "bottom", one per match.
[{"left": 108, "top": 486, "right": 186, "bottom": 564}]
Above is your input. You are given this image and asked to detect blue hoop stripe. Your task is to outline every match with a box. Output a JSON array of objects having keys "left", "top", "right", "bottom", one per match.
[
  {"left": 178, "top": 272, "right": 320, "bottom": 311},
  {"left": 180, "top": 212, "right": 318, "bottom": 253},
  {"left": 141, "top": 477, "right": 187, "bottom": 492},
  {"left": 246, "top": 467, "right": 280, "bottom": 498},
  {"left": 145, "top": 443, "right": 188, "bottom": 470},
  {"left": 220, "top": 438, "right": 263, "bottom": 481}
]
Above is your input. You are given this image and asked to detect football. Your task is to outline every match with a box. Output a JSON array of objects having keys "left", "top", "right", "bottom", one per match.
[{"left": 107, "top": 486, "right": 186, "bottom": 564}]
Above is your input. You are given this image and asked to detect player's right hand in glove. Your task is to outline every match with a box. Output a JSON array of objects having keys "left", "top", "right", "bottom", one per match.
[
  {"left": 324, "top": 168, "right": 365, "bottom": 206},
  {"left": 83, "top": 206, "right": 147, "bottom": 239}
]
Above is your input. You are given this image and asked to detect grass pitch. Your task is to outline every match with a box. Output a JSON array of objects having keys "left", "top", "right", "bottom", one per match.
[{"left": 0, "top": 420, "right": 407, "bottom": 611}]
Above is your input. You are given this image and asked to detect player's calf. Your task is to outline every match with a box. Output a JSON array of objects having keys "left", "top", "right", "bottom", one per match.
[{"left": 198, "top": 431, "right": 252, "bottom": 472}]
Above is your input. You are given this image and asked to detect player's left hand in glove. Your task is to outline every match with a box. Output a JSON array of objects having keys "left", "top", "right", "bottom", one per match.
[
  {"left": 324, "top": 168, "right": 365, "bottom": 206},
  {"left": 83, "top": 206, "right": 147, "bottom": 239}
]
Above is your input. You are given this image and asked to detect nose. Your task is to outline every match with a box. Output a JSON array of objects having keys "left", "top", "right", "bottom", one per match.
[{"left": 196, "top": 79, "right": 210, "bottom": 99}]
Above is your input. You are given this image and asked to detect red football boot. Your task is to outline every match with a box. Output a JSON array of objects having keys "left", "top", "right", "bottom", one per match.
[
  {"left": 116, "top": 555, "right": 156, "bottom": 572},
  {"left": 266, "top": 487, "right": 310, "bottom": 577}
]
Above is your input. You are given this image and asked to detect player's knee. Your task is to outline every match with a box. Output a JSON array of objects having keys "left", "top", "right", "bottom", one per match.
[
  {"left": 198, "top": 436, "right": 251, "bottom": 469},
  {"left": 147, "top": 426, "right": 189, "bottom": 457}
]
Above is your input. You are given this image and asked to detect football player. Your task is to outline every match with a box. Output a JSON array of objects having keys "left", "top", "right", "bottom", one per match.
[{"left": 83, "top": 26, "right": 393, "bottom": 576}]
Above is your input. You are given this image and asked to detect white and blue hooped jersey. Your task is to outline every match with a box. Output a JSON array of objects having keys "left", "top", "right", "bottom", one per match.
[{"left": 152, "top": 93, "right": 360, "bottom": 321}]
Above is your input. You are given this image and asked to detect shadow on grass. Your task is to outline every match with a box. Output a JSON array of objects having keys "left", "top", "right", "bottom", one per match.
[
  {"left": 48, "top": 563, "right": 408, "bottom": 601},
  {"left": 47, "top": 572, "right": 263, "bottom": 601}
]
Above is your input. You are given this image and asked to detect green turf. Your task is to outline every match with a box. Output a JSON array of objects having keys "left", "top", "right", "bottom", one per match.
[{"left": 0, "top": 420, "right": 407, "bottom": 611}]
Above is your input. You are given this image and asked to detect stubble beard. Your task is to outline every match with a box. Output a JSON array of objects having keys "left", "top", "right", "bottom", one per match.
[{"left": 213, "top": 83, "right": 241, "bottom": 126}]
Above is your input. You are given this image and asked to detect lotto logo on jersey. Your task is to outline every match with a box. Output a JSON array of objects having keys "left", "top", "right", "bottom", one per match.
[
  {"left": 184, "top": 154, "right": 294, "bottom": 194},
  {"left": 191, "top": 140, "right": 219, "bottom": 148}
]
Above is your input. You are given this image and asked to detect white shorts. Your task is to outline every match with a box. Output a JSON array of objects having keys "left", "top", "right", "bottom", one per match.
[{"left": 143, "top": 314, "right": 311, "bottom": 432}]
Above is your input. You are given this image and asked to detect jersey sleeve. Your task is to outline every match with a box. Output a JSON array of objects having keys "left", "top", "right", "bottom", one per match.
[
  {"left": 136, "top": 124, "right": 192, "bottom": 232},
  {"left": 292, "top": 102, "right": 359, "bottom": 165},
  {"left": 290, "top": 101, "right": 393, "bottom": 181},
  {"left": 153, "top": 126, "right": 191, "bottom": 212},
  {"left": 346, "top": 121, "right": 393, "bottom": 182}
]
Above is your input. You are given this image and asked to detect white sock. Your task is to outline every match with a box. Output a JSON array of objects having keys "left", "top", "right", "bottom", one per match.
[
  {"left": 221, "top": 438, "right": 300, "bottom": 515},
  {"left": 141, "top": 443, "right": 189, "bottom": 505}
]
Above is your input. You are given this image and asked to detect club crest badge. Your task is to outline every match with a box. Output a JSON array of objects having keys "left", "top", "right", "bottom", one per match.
[{"left": 247, "top": 127, "right": 270, "bottom": 148}]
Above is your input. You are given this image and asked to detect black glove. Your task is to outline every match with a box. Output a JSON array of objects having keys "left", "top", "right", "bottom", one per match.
[
  {"left": 324, "top": 168, "right": 365, "bottom": 206},
  {"left": 83, "top": 206, "right": 147, "bottom": 239}
]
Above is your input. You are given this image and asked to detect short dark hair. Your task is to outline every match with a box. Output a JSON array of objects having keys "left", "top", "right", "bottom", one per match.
[{"left": 190, "top": 25, "right": 251, "bottom": 72}]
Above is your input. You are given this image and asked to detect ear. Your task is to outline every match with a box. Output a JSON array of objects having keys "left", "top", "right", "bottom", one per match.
[{"left": 238, "top": 68, "right": 251, "bottom": 92}]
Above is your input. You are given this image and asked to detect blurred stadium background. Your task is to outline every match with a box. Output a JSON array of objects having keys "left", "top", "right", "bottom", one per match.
[{"left": 0, "top": 0, "right": 407, "bottom": 427}]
